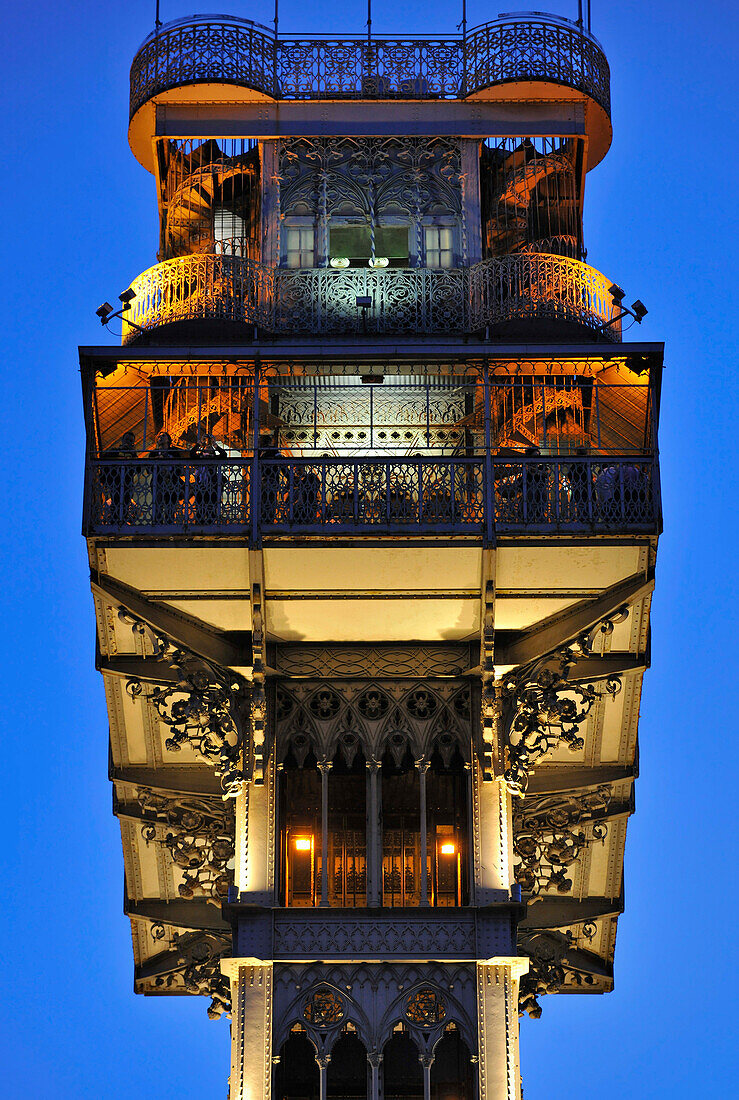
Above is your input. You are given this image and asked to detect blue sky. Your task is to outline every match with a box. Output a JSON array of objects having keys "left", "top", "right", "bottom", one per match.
[{"left": 1, "top": 1, "right": 737, "bottom": 1096}]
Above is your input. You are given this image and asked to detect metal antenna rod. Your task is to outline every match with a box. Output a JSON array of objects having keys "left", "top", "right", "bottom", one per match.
[
  {"left": 274, "top": 0, "right": 279, "bottom": 38},
  {"left": 587, "top": 0, "right": 591, "bottom": 31},
  {"left": 576, "top": 0, "right": 583, "bottom": 27},
  {"left": 155, "top": 0, "right": 161, "bottom": 30},
  {"left": 367, "top": 0, "right": 372, "bottom": 48}
]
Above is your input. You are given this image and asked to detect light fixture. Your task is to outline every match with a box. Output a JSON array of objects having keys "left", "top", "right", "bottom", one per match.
[
  {"left": 440, "top": 842, "right": 456, "bottom": 855},
  {"left": 608, "top": 283, "right": 625, "bottom": 304},
  {"left": 599, "top": 288, "right": 649, "bottom": 335},
  {"left": 94, "top": 289, "right": 144, "bottom": 332},
  {"left": 96, "top": 302, "right": 114, "bottom": 324},
  {"left": 294, "top": 836, "right": 312, "bottom": 851},
  {"left": 368, "top": 256, "right": 389, "bottom": 268},
  {"left": 330, "top": 257, "right": 350, "bottom": 269},
  {"left": 631, "top": 300, "right": 648, "bottom": 321},
  {"left": 118, "top": 287, "right": 136, "bottom": 309}
]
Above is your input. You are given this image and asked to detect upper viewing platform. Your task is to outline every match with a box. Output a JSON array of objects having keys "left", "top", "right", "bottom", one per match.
[{"left": 129, "top": 12, "right": 612, "bottom": 167}]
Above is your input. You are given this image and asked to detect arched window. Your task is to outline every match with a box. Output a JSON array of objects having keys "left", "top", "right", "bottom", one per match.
[
  {"left": 431, "top": 1028, "right": 474, "bottom": 1100},
  {"left": 274, "top": 1030, "right": 319, "bottom": 1100},
  {"left": 383, "top": 1030, "right": 424, "bottom": 1100},
  {"left": 327, "top": 1031, "right": 368, "bottom": 1100}
]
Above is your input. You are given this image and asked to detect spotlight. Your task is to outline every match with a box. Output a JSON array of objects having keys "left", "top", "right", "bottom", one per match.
[
  {"left": 608, "top": 283, "right": 625, "bottom": 304},
  {"left": 631, "top": 300, "right": 648, "bottom": 321},
  {"left": 118, "top": 288, "right": 137, "bottom": 311},
  {"left": 355, "top": 296, "right": 372, "bottom": 308},
  {"left": 368, "top": 257, "right": 389, "bottom": 268},
  {"left": 96, "top": 302, "right": 114, "bottom": 323}
]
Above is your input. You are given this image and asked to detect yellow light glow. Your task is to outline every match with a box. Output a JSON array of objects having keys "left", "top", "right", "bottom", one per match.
[
  {"left": 440, "top": 842, "right": 456, "bottom": 855},
  {"left": 294, "top": 836, "right": 312, "bottom": 851}
]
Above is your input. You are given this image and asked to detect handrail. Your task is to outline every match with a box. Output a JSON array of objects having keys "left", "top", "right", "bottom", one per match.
[
  {"left": 120, "top": 253, "right": 622, "bottom": 342},
  {"left": 130, "top": 13, "right": 610, "bottom": 117},
  {"left": 84, "top": 454, "right": 659, "bottom": 536}
]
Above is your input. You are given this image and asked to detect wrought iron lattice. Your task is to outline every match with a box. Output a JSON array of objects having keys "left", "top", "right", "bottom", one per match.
[
  {"left": 512, "top": 787, "right": 611, "bottom": 896},
  {"left": 120, "top": 254, "right": 622, "bottom": 342},
  {"left": 501, "top": 611, "right": 629, "bottom": 796},
  {"left": 405, "top": 988, "right": 447, "bottom": 1027},
  {"left": 137, "top": 789, "right": 235, "bottom": 901},
  {"left": 130, "top": 16, "right": 610, "bottom": 118},
  {"left": 303, "top": 989, "right": 346, "bottom": 1027}
]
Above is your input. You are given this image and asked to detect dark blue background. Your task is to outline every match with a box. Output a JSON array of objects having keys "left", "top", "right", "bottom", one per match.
[{"left": 2, "top": 2, "right": 736, "bottom": 1095}]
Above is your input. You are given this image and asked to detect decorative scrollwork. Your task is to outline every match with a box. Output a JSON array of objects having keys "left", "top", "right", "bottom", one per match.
[
  {"left": 130, "top": 16, "right": 610, "bottom": 119},
  {"left": 405, "top": 988, "right": 446, "bottom": 1027},
  {"left": 501, "top": 610, "right": 629, "bottom": 796},
  {"left": 518, "top": 932, "right": 595, "bottom": 1018},
  {"left": 118, "top": 608, "right": 249, "bottom": 797},
  {"left": 137, "top": 789, "right": 235, "bottom": 901},
  {"left": 147, "top": 930, "right": 232, "bottom": 1020},
  {"left": 303, "top": 989, "right": 345, "bottom": 1027},
  {"left": 512, "top": 787, "right": 611, "bottom": 896}
]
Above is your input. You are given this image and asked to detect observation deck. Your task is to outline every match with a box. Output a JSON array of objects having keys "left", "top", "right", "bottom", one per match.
[
  {"left": 128, "top": 13, "right": 612, "bottom": 170},
  {"left": 119, "top": 253, "right": 622, "bottom": 344}
]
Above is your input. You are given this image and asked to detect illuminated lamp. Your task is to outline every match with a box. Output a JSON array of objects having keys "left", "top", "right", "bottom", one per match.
[
  {"left": 330, "top": 257, "right": 350, "bottom": 268},
  {"left": 368, "top": 257, "right": 389, "bottom": 268},
  {"left": 440, "top": 842, "right": 456, "bottom": 855},
  {"left": 294, "top": 836, "right": 312, "bottom": 851}
]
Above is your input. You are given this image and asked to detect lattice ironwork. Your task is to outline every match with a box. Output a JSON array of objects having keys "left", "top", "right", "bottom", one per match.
[
  {"left": 405, "top": 988, "right": 447, "bottom": 1026},
  {"left": 130, "top": 16, "right": 610, "bottom": 118},
  {"left": 303, "top": 989, "right": 345, "bottom": 1027},
  {"left": 120, "top": 253, "right": 621, "bottom": 342}
]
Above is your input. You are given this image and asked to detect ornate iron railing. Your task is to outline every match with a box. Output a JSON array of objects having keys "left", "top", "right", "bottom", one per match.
[
  {"left": 121, "top": 254, "right": 621, "bottom": 341},
  {"left": 84, "top": 455, "right": 659, "bottom": 535},
  {"left": 130, "top": 15, "right": 610, "bottom": 118}
]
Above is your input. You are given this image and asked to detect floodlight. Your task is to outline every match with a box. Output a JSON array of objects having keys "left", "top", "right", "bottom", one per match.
[
  {"left": 96, "top": 302, "right": 114, "bottom": 323},
  {"left": 119, "top": 288, "right": 137, "bottom": 310},
  {"left": 608, "top": 283, "right": 625, "bottom": 303},
  {"left": 631, "top": 300, "right": 648, "bottom": 321}
]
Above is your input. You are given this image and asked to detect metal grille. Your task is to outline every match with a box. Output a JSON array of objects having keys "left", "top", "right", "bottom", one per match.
[
  {"left": 130, "top": 16, "right": 610, "bottom": 117},
  {"left": 120, "top": 254, "right": 621, "bottom": 341}
]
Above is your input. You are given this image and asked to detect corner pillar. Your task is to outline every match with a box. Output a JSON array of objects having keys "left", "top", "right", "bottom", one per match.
[
  {"left": 476, "top": 959, "right": 528, "bottom": 1100},
  {"left": 222, "top": 961, "right": 274, "bottom": 1100},
  {"left": 471, "top": 759, "right": 514, "bottom": 904},
  {"left": 234, "top": 754, "right": 277, "bottom": 904}
]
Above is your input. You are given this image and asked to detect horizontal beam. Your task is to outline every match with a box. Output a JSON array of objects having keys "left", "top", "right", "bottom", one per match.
[
  {"left": 567, "top": 653, "right": 647, "bottom": 682},
  {"left": 156, "top": 100, "right": 586, "bottom": 140},
  {"left": 496, "top": 573, "right": 654, "bottom": 669},
  {"left": 564, "top": 946, "right": 614, "bottom": 980},
  {"left": 92, "top": 571, "right": 249, "bottom": 669},
  {"left": 134, "top": 931, "right": 227, "bottom": 982},
  {"left": 125, "top": 897, "right": 230, "bottom": 932},
  {"left": 111, "top": 765, "right": 223, "bottom": 797},
  {"left": 80, "top": 341, "right": 665, "bottom": 368},
  {"left": 526, "top": 765, "right": 636, "bottom": 795},
  {"left": 98, "top": 653, "right": 182, "bottom": 684},
  {"left": 517, "top": 798, "right": 633, "bottom": 826},
  {"left": 521, "top": 895, "right": 624, "bottom": 930}
]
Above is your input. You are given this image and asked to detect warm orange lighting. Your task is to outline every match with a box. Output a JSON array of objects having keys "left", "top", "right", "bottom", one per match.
[
  {"left": 294, "top": 836, "right": 312, "bottom": 851},
  {"left": 440, "top": 842, "right": 456, "bottom": 855}
]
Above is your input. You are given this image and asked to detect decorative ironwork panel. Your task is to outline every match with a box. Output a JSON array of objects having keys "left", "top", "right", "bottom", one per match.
[
  {"left": 119, "top": 255, "right": 621, "bottom": 341},
  {"left": 86, "top": 458, "right": 251, "bottom": 533},
  {"left": 272, "top": 910, "right": 477, "bottom": 958},
  {"left": 130, "top": 17, "right": 610, "bottom": 117},
  {"left": 303, "top": 989, "right": 345, "bottom": 1027},
  {"left": 136, "top": 789, "right": 235, "bottom": 901},
  {"left": 274, "top": 645, "right": 471, "bottom": 678},
  {"left": 139, "top": 928, "right": 232, "bottom": 1019},
  {"left": 493, "top": 456, "right": 657, "bottom": 532},
  {"left": 405, "top": 988, "right": 446, "bottom": 1026},
  {"left": 260, "top": 457, "right": 484, "bottom": 531}
]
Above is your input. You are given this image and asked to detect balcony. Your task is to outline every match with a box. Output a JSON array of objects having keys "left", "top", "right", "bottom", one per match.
[
  {"left": 130, "top": 14, "right": 610, "bottom": 118},
  {"left": 120, "top": 253, "right": 622, "bottom": 342},
  {"left": 83, "top": 454, "right": 659, "bottom": 538}
]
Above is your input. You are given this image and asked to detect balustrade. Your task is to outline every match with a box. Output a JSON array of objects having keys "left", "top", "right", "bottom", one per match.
[
  {"left": 121, "top": 254, "right": 621, "bottom": 342},
  {"left": 130, "top": 15, "right": 610, "bottom": 118},
  {"left": 84, "top": 454, "right": 659, "bottom": 535}
]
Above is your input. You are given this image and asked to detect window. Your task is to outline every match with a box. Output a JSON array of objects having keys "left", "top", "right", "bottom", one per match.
[
  {"left": 424, "top": 225, "right": 454, "bottom": 269},
  {"left": 285, "top": 225, "right": 315, "bottom": 268},
  {"left": 214, "top": 206, "right": 246, "bottom": 254},
  {"left": 329, "top": 224, "right": 409, "bottom": 267}
]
